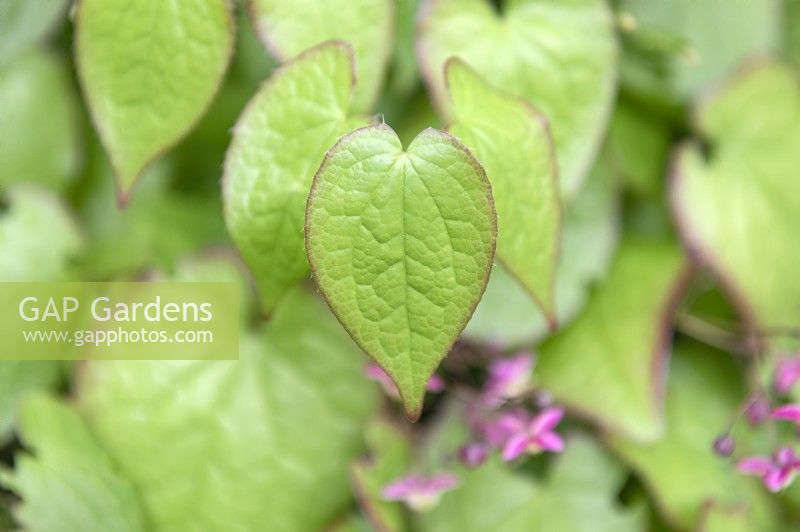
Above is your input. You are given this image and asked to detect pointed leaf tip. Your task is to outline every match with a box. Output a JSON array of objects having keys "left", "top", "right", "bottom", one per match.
[{"left": 76, "top": 0, "right": 234, "bottom": 201}]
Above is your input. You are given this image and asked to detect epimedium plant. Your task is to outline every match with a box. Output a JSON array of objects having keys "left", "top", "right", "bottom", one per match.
[
  {"left": 220, "top": 30, "right": 570, "bottom": 417},
  {"left": 3, "top": 0, "right": 800, "bottom": 530},
  {"left": 72, "top": 0, "right": 615, "bottom": 418}
]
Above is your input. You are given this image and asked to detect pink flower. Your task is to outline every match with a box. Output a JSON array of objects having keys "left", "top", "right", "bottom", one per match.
[
  {"left": 458, "top": 443, "right": 488, "bottom": 468},
  {"left": 737, "top": 447, "right": 800, "bottom": 492},
  {"left": 477, "top": 408, "right": 530, "bottom": 448},
  {"left": 500, "top": 406, "right": 565, "bottom": 461},
  {"left": 774, "top": 357, "right": 800, "bottom": 394},
  {"left": 381, "top": 473, "right": 459, "bottom": 511},
  {"left": 484, "top": 353, "right": 534, "bottom": 405},
  {"left": 364, "top": 363, "right": 444, "bottom": 398},
  {"left": 771, "top": 404, "right": 800, "bottom": 427}
]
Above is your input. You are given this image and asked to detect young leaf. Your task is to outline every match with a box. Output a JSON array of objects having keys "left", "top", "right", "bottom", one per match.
[
  {"left": 305, "top": 124, "right": 497, "bottom": 420},
  {"left": 672, "top": 62, "right": 800, "bottom": 349},
  {"left": 465, "top": 156, "right": 619, "bottom": 346},
  {"left": 0, "top": 50, "right": 80, "bottom": 189},
  {"left": 248, "top": 0, "right": 393, "bottom": 112},
  {"left": 75, "top": 0, "right": 234, "bottom": 204},
  {"left": 537, "top": 237, "right": 687, "bottom": 442},
  {"left": 418, "top": 0, "right": 618, "bottom": 195},
  {"left": 446, "top": 59, "right": 561, "bottom": 320},
  {"left": 223, "top": 41, "right": 371, "bottom": 314},
  {"left": 78, "top": 288, "right": 376, "bottom": 531},
  {"left": 1, "top": 393, "right": 146, "bottom": 532},
  {"left": 607, "top": 342, "right": 781, "bottom": 530}
]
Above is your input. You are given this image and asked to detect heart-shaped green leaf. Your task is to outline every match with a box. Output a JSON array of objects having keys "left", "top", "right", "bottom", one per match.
[
  {"left": 418, "top": 0, "right": 618, "bottom": 195},
  {"left": 671, "top": 62, "right": 800, "bottom": 348},
  {"left": 306, "top": 124, "right": 497, "bottom": 420},
  {"left": 537, "top": 237, "right": 687, "bottom": 442},
  {"left": 446, "top": 59, "right": 561, "bottom": 320},
  {"left": 75, "top": 0, "right": 234, "bottom": 204},
  {"left": 77, "top": 287, "right": 376, "bottom": 531},
  {"left": 249, "top": 0, "right": 392, "bottom": 112},
  {"left": 224, "top": 41, "right": 370, "bottom": 314}
]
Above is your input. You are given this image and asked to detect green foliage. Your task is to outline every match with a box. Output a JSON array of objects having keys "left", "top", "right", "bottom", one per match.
[
  {"left": 75, "top": 0, "right": 234, "bottom": 201},
  {"left": 249, "top": 0, "right": 393, "bottom": 111},
  {"left": 418, "top": 0, "right": 618, "bottom": 195},
  {"left": 0, "top": 0, "right": 67, "bottom": 66},
  {"left": 224, "top": 42, "right": 370, "bottom": 313},
  {"left": 465, "top": 159, "right": 619, "bottom": 346},
  {"left": 350, "top": 418, "right": 412, "bottom": 531},
  {"left": 0, "top": 393, "right": 147, "bottom": 532},
  {"left": 417, "top": 437, "right": 646, "bottom": 532},
  {"left": 0, "top": 50, "right": 80, "bottom": 189},
  {"left": 306, "top": 124, "right": 496, "bottom": 418},
  {"left": 76, "top": 288, "right": 375, "bottom": 531},
  {"left": 608, "top": 342, "right": 781, "bottom": 530},
  {"left": 672, "top": 62, "right": 800, "bottom": 348},
  {"left": 619, "top": 0, "right": 780, "bottom": 103},
  {"left": 537, "top": 237, "right": 687, "bottom": 442},
  {"left": 446, "top": 59, "right": 561, "bottom": 319},
  {"left": 3, "top": 0, "right": 800, "bottom": 529}
]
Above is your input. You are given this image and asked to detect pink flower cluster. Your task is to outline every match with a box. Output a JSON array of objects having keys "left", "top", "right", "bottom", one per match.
[
  {"left": 462, "top": 353, "right": 565, "bottom": 466},
  {"left": 379, "top": 353, "right": 565, "bottom": 511},
  {"left": 728, "top": 354, "right": 800, "bottom": 492}
]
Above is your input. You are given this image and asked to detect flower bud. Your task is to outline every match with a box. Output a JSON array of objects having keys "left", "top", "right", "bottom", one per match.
[
  {"left": 713, "top": 434, "right": 735, "bottom": 457},
  {"left": 458, "top": 443, "right": 488, "bottom": 468}
]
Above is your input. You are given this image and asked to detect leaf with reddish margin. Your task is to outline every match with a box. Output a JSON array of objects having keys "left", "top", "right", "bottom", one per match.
[
  {"left": 248, "top": 0, "right": 393, "bottom": 112},
  {"left": 537, "top": 236, "right": 688, "bottom": 442},
  {"left": 671, "top": 61, "right": 800, "bottom": 351},
  {"left": 464, "top": 157, "right": 619, "bottom": 348},
  {"left": 445, "top": 59, "right": 561, "bottom": 322},
  {"left": 223, "top": 42, "right": 371, "bottom": 314},
  {"left": 417, "top": 0, "right": 618, "bottom": 196},
  {"left": 75, "top": 0, "right": 234, "bottom": 204},
  {"left": 305, "top": 124, "right": 496, "bottom": 420}
]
